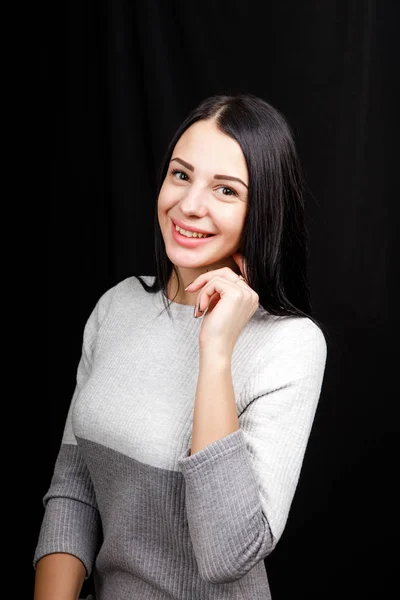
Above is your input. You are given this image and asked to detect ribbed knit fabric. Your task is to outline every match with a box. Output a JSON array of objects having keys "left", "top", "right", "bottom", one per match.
[{"left": 34, "top": 275, "right": 327, "bottom": 599}]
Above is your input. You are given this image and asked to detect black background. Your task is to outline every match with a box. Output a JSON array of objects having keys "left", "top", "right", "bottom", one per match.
[{"left": 33, "top": 1, "right": 396, "bottom": 598}]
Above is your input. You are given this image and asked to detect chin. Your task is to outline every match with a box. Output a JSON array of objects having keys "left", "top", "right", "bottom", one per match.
[{"left": 167, "top": 254, "right": 212, "bottom": 269}]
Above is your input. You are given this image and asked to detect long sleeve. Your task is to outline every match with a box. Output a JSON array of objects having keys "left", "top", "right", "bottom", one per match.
[
  {"left": 33, "top": 286, "right": 116, "bottom": 577},
  {"left": 177, "top": 318, "right": 327, "bottom": 584}
]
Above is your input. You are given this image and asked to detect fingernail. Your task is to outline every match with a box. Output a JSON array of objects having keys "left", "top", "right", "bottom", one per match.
[
  {"left": 185, "top": 280, "right": 194, "bottom": 291},
  {"left": 193, "top": 303, "right": 203, "bottom": 318}
]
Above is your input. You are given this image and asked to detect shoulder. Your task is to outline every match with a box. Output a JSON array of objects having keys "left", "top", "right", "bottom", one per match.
[
  {"left": 242, "top": 315, "right": 328, "bottom": 410},
  {"left": 98, "top": 274, "right": 155, "bottom": 303},
  {"left": 273, "top": 315, "right": 327, "bottom": 363},
  {"left": 93, "top": 275, "right": 155, "bottom": 321},
  {"left": 249, "top": 312, "right": 327, "bottom": 375},
  {"left": 254, "top": 306, "right": 326, "bottom": 346},
  {"left": 275, "top": 314, "right": 326, "bottom": 348}
]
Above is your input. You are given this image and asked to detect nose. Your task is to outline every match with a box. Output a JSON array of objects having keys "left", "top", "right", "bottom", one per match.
[{"left": 179, "top": 184, "right": 209, "bottom": 216}]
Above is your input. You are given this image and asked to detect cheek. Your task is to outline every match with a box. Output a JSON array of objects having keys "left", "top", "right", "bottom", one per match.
[
  {"left": 158, "top": 185, "right": 177, "bottom": 213},
  {"left": 157, "top": 189, "right": 166, "bottom": 211},
  {"left": 157, "top": 194, "right": 170, "bottom": 227},
  {"left": 219, "top": 210, "right": 246, "bottom": 239}
]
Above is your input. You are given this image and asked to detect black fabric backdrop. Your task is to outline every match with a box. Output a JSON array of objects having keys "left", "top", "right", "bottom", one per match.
[{"left": 34, "top": 1, "right": 395, "bottom": 597}]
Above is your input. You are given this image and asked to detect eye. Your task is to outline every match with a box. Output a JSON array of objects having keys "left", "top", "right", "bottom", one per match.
[
  {"left": 216, "top": 185, "right": 238, "bottom": 197},
  {"left": 169, "top": 168, "right": 238, "bottom": 197},
  {"left": 170, "top": 168, "right": 189, "bottom": 181}
]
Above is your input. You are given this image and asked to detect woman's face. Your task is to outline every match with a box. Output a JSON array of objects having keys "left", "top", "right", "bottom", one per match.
[{"left": 158, "top": 119, "right": 249, "bottom": 278}]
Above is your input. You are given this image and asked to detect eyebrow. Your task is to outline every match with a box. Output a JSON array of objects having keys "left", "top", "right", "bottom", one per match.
[{"left": 170, "top": 157, "right": 248, "bottom": 189}]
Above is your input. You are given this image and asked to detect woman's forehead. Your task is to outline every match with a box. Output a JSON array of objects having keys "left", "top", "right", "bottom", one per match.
[{"left": 173, "top": 121, "right": 248, "bottom": 178}]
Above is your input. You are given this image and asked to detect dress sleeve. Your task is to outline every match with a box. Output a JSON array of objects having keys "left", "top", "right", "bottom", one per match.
[
  {"left": 177, "top": 319, "right": 328, "bottom": 584},
  {"left": 33, "top": 287, "right": 115, "bottom": 577}
]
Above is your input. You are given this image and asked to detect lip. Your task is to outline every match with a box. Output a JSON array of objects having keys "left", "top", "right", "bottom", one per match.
[
  {"left": 170, "top": 220, "right": 216, "bottom": 248},
  {"left": 171, "top": 217, "right": 214, "bottom": 236}
]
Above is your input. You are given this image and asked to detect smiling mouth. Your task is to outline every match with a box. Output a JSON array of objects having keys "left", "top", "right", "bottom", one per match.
[
  {"left": 171, "top": 220, "right": 216, "bottom": 245},
  {"left": 175, "top": 225, "right": 213, "bottom": 238}
]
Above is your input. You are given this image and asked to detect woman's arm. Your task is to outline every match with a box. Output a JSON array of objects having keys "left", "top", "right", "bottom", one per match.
[
  {"left": 33, "top": 289, "right": 116, "bottom": 591},
  {"left": 190, "top": 351, "right": 239, "bottom": 455},
  {"left": 178, "top": 319, "right": 327, "bottom": 583},
  {"left": 33, "top": 553, "right": 86, "bottom": 600}
]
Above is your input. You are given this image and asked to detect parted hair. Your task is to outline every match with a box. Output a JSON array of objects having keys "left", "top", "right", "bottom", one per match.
[{"left": 136, "top": 93, "right": 325, "bottom": 332}]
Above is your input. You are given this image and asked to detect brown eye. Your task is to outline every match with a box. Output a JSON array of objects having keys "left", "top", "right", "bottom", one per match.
[
  {"left": 217, "top": 186, "right": 238, "bottom": 197},
  {"left": 171, "top": 169, "right": 188, "bottom": 181}
]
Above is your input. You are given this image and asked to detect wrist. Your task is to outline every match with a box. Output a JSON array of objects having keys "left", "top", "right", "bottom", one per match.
[{"left": 199, "top": 347, "right": 232, "bottom": 368}]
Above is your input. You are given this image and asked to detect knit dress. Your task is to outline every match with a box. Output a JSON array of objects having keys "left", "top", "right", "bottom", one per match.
[{"left": 34, "top": 275, "right": 327, "bottom": 599}]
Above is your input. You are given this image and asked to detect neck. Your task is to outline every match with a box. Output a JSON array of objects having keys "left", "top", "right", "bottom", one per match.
[{"left": 166, "top": 257, "right": 241, "bottom": 305}]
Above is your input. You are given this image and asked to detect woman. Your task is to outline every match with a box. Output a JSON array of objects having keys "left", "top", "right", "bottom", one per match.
[{"left": 34, "top": 93, "right": 328, "bottom": 599}]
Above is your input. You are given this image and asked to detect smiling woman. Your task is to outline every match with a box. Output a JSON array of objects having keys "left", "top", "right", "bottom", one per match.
[
  {"left": 156, "top": 118, "right": 250, "bottom": 304},
  {"left": 33, "top": 93, "right": 328, "bottom": 600},
  {"left": 136, "top": 93, "right": 322, "bottom": 328}
]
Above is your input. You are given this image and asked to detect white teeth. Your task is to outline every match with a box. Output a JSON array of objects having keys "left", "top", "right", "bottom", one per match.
[{"left": 175, "top": 224, "right": 210, "bottom": 238}]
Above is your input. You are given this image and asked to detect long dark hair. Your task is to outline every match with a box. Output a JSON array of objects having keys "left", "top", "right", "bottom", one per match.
[{"left": 136, "top": 93, "right": 325, "bottom": 332}]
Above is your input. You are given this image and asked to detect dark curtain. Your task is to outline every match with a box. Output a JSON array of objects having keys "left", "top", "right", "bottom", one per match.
[{"left": 34, "top": 1, "right": 395, "bottom": 597}]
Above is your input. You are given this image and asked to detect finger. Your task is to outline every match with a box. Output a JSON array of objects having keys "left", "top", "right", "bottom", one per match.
[
  {"left": 186, "top": 267, "right": 238, "bottom": 291},
  {"left": 197, "top": 276, "right": 241, "bottom": 313},
  {"left": 232, "top": 252, "right": 248, "bottom": 281},
  {"left": 196, "top": 292, "right": 221, "bottom": 317},
  {"left": 202, "top": 291, "right": 220, "bottom": 316}
]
